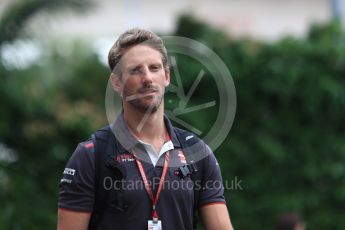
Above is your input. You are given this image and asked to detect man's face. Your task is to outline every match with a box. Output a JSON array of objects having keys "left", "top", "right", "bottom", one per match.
[{"left": 112, "top": 44, "right": 170, "bottom": 114}]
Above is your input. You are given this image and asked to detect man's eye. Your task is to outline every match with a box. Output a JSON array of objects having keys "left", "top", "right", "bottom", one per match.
[
  {"left": 150, "top": 65, "right": 161, "bottom": 71},
  {"left": 130, "top": 68, "right": 141, "bottom": 74}
]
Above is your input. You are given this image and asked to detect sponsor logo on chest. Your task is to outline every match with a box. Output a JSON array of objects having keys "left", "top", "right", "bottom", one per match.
[
  {"left": 177, "top": 150, "right": 187, "bottom": 164},
  {"left": 116, "top": 153, "right": 135, "bottom": 163}
]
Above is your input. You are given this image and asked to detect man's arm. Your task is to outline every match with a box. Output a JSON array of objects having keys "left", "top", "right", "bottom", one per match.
[
  {"left": 57, "top": 209, "right": 91, "bottom": 230},
  {"left": 57, "top": 142, "right": 95, "bottom": 229},
  {"left": 200, "top": 203, "right": 234, "bottom": 230}
]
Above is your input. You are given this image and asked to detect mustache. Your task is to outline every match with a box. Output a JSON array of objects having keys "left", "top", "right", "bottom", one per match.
[
  {"left": 125, "top": 85, "right": 160, "bottom": 102},
  {"left": 137, "top": 86, "right": 159, "bottom": 94}
]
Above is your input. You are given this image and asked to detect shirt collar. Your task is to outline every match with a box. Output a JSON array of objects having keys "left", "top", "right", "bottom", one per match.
[
  {"left": 163, "top": 114, "right": 181, "bottom": 148},
  {"left": 111, "top": 113, "right": 139, "bottom": 154},
  {"left": 111, "top": 113, "right": 181, "bottom": 154}
]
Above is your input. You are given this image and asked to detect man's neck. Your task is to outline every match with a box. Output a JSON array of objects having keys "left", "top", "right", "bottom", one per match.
[{"left": 123, "top": 105, "right": 166, "bottom": 148}]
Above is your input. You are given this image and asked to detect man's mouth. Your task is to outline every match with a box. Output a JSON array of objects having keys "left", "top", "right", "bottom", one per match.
[
  {"left": 125, "top": 87, "right": 159, "bottom": 102},
  {"left": 138, "top": 88, "right": 158, "bottom": 95}
]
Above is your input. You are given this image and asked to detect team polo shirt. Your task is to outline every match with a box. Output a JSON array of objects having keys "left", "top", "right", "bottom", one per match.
[
  {"left": 58, "top": 114, "right": 226, "bottom": 230},
  {"left": 138, "top": 138, "right": 174, "bottom": 166}
]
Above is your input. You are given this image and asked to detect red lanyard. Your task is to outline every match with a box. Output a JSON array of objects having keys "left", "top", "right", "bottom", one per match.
[
  {"left": 135, "top": 132, "right": 171, "bottom": 222},
  {"left": 136, "top": 152, "right": 170, "bottom": 221}
]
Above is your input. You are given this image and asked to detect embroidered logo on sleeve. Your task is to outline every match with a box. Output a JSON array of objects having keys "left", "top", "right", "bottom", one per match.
[
  {"left": 60, "top": 168, "right": 76, "bottom": 184},
  {"left": 63, "top": 168, "right": 75, "bottom": 176},
  {"left": 185, "top": 135, "right": 194, "bottom": 141},
  {"left": 60, "top": 178, "right": 72, "bottom": 184}
]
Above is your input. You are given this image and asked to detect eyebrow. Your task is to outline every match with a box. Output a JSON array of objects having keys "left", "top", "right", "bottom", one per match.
[
  {"left": 127, "top": 62, "right": 162, "bottom": 71},
  {"left": 150, "top": 63, "right": 163, "bottom": 67},
  {"left": 127, "top": 65, "right": 142, "bottom": 71}
]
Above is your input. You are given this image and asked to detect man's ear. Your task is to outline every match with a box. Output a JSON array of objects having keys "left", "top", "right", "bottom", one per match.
[
  {"left": 164, "top": 67, "right": 170, "bottom": 87},
  {"left": 110, "top": 73, "right": 123, "bottom": 96}
]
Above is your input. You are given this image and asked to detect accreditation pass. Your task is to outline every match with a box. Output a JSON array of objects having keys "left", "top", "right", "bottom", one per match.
[{"left": 148, "top": 220, "right": 162, "bottom": 230}]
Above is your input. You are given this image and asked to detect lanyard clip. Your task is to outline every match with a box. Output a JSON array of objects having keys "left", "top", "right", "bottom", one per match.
[
  {"left": 152, "top": 207, "right": 158, "bottom": 223},
  {"left": 177, "top": 163, "right": 198, "bottom": 179}
]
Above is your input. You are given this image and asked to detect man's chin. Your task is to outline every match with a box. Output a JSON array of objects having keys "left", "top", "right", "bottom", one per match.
[{"left": 129, "top": 101, "right": 161, "bottom": 114}]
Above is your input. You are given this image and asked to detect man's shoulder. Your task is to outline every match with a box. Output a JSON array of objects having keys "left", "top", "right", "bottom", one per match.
[
  {"left": 76, "top": 125, "right": 113, "bottom": 149},
  {"left": 171, "top": 126, "right": 211, "bottom": 163},
  {"left": 171, "top": 126, "right": 217, "bottom": 164},
  {"left": 92, "top": 125, "right": 112, "bottom": 139},
  {"left": 172, "top": 126, "right": 203, "bottom": 145},
  {"left": 71, "top": 138, "right": 95, "bottom": 156},
  {"left": 73, "top": 125, "right": 111, "bottom": 153}
]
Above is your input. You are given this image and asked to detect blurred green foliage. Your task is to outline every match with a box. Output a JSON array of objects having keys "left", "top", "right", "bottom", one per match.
[
  {"left": 0, "top": 0, "right": 91, "bottom": 45},
  {"left": 0, "top": 44, "right": 108, "bottom": 228},
  {"left": 174, "top": 16, "right": 345, "bottom": 229},
  {"left": 0, "top": 3, "right": 345, "bottom": 229}
]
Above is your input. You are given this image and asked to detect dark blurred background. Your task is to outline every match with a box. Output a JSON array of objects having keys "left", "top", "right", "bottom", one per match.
[{"left": 0, "top": 0, "right": 345, "bottom": 229}]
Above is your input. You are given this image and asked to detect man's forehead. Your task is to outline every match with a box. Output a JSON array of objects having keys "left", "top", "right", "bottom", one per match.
[{"left": 121, "top": 45, "right": 163, "bottom": 67}]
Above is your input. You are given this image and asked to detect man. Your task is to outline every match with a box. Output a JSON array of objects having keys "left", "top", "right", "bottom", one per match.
[
  {"left": 57, "top": 28, "right": 234, "bottom": 230},
  {"left": 276, "top": 213, "right": 306, "bottom": 230}
]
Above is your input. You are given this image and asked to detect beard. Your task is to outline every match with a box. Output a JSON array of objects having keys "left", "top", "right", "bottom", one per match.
[{"left": 123, "top": 85, "right": 164, "bottom": 114}]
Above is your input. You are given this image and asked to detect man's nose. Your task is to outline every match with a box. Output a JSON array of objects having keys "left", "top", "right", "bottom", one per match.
[{"left": 141, "top": 67, "right": 153, "bottom": 84}]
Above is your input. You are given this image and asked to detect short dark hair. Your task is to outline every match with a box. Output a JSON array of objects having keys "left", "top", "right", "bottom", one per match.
[
  {"left": 276, "top": 213, "right": 304, "bottom": 230},
  {"left": 108, "top": 28, "right": 168, "bottom": 75}
]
